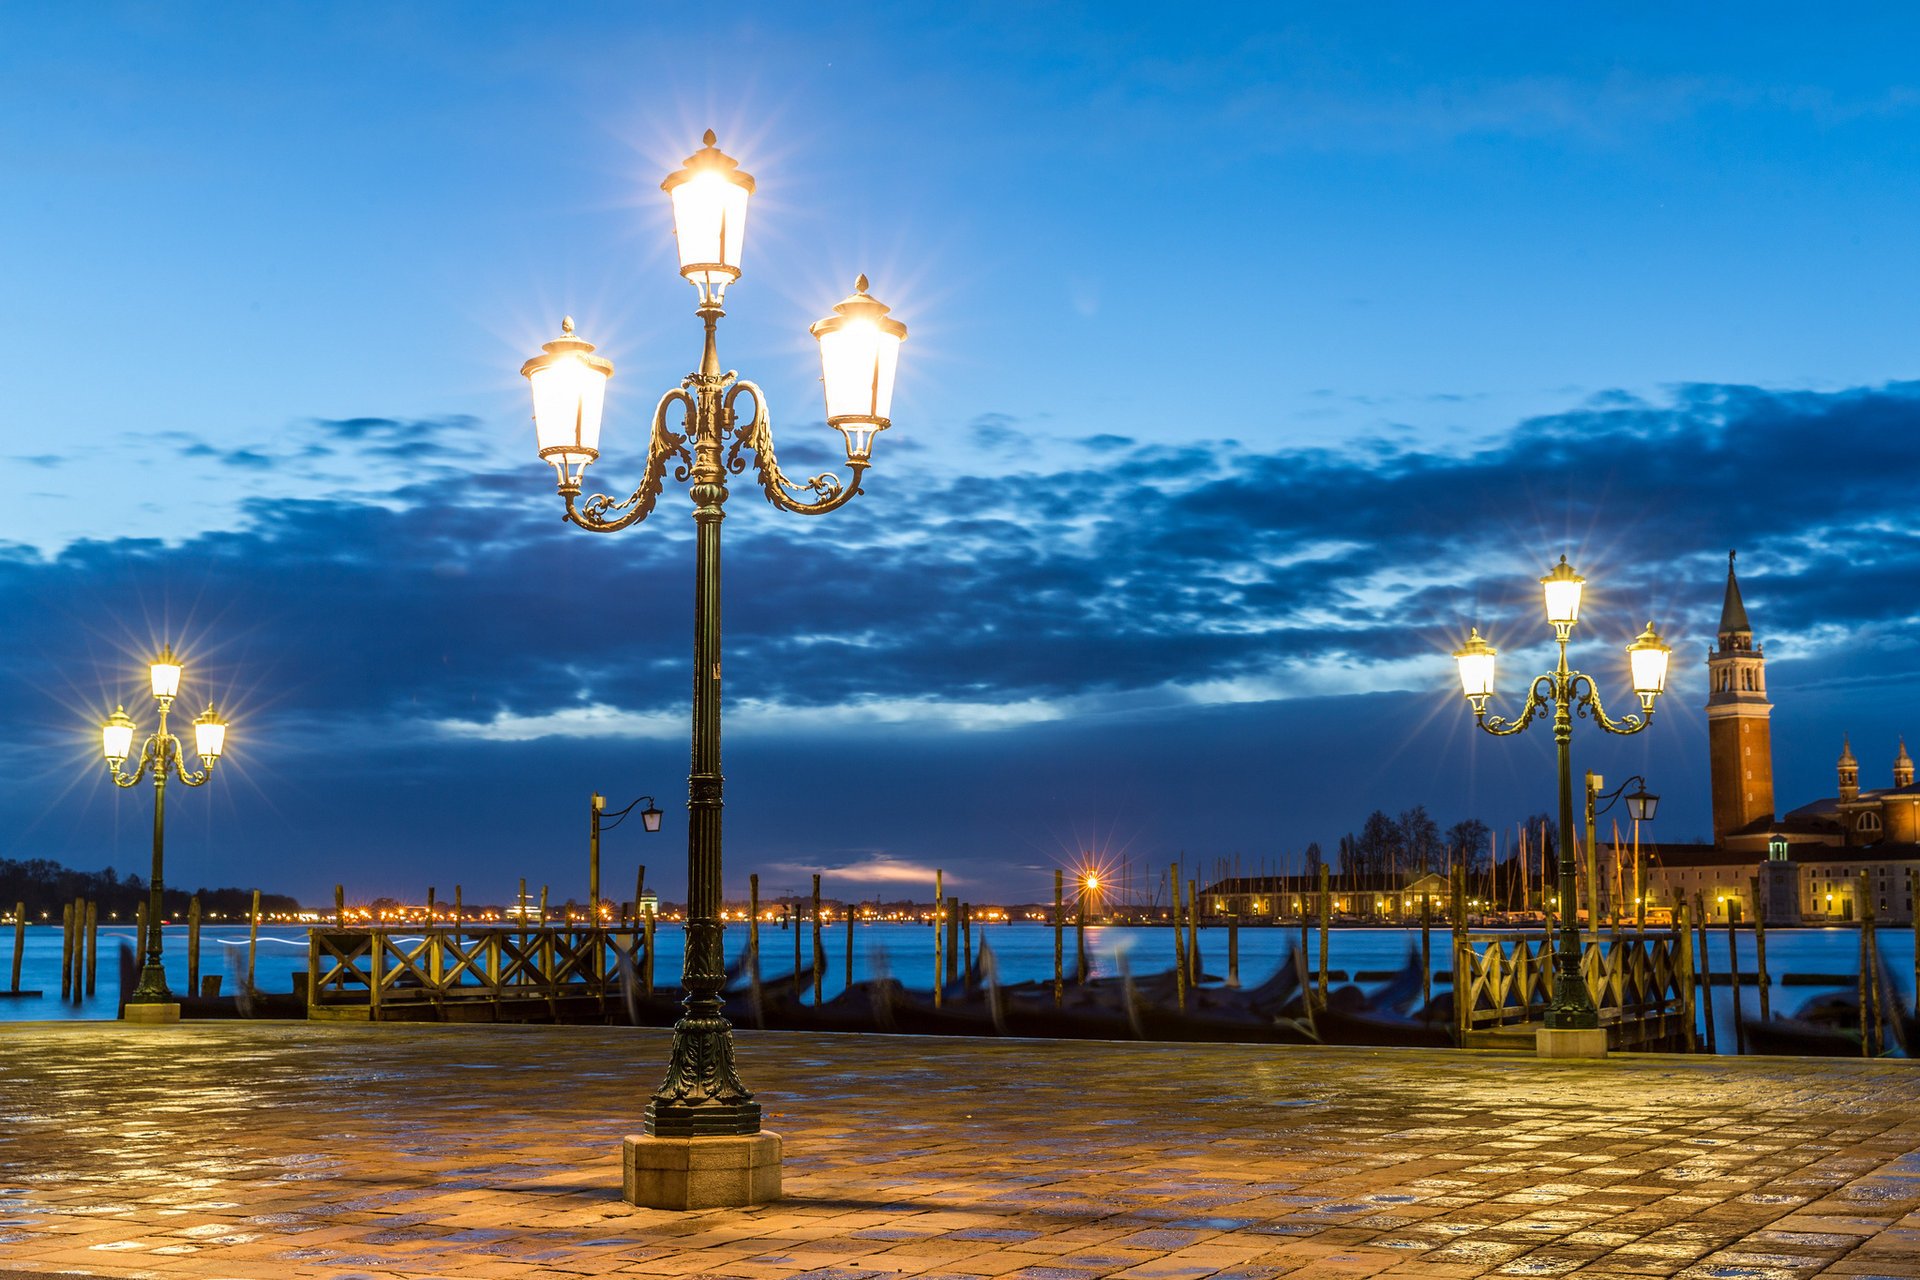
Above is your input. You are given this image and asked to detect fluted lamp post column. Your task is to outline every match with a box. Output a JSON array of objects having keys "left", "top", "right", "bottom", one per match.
[
  {"left": 102, "top": 646, "right": 228, "bottom": 1025},
  {"left": 519, "top": 131, "right": 907, "bottom": 1210},
  {"left": 1452, "top": 557, "right": 1670, "bottom": 1059}
]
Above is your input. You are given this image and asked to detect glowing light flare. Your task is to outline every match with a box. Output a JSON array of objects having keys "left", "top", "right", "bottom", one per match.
[
  {"left": 102, "top": 706, "right": 135, "bottom": 765},
  {"left": 1540, "top": 555, "right": 1585, "bottom": 629},
  {"left": 811, "top": 276, "right": 907, "bottom": 464},
  {"left": 1626, "top": 621, "right": 1672, "bottom": 702},
  {"left": 149, "top": 649, "right": 182, "bottom": 701},
  {"left": 193, "top": 704, "right": 226, "bottom": 761},
  {"left": 661, "top": 131, "right": 754, "bottom": 302},
  {"left": 1453, "top": 628, "right": 1496, "bottom": 703},
  {"left": 521, "top": 318, "right": 613, "bottom": 491}
]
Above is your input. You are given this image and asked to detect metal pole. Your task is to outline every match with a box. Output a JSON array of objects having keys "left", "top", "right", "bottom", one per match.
[
  {"left": 645, "top": 307, "right": 757, "bottom": 1139},
  {"left": 1583, "top": 771, "right": 1600, "bottom": 939},
  {"left": 130, "top": 710, "right": 171, "bottom": 1005},
  {"left": 1546, "top": 641, "right": 1598, "bottom": 1029},
  {"left": 590, "top": 794, "right": 604, "bottom": 926}
]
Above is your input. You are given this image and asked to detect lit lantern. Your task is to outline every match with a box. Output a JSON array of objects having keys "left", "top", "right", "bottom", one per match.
[
  {"left": 661, "top": 130, "right": 754, "bottom": 305},
  {"left": 1540, "top": 555, "right": 1585, "bottom": 634},
  {"left": 810, "top": 275, "right": 907, "bottom": 464},
  {"left": 521, "top": 317, "right": 614, "bottom": 493},
  {"left": 150, "top": 648, "right": 183, "bottom": 701},
  {"left": 1626, "top": 621, "right": 1672, "bottom": 707},
  {"left": 194, "top": 704, "right": 226, "bottom": 762},
  {"left": 1453, "top": 628, "right": 1497, "bottom": 710},
  {"left": 102, "top": 706, "right": 135, "bottom": 767}
]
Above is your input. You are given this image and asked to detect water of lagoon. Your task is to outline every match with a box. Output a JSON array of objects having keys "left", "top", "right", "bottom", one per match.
[{"left": 3, "top": 920, "right": 1906, "bottom": 1054}]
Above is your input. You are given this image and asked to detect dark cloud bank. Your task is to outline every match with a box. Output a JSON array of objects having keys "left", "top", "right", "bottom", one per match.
[{"left": 4, "top": 383, "right": 1917, "bottom": 901}]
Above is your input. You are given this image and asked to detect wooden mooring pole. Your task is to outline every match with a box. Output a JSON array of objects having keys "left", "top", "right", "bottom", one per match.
[
  {"left": 934, "top": 869, "right": 944, "bottom": 1010},
  {"left": 1750, "top": 875, "right": 1770, "bottom": 1024},
  {"left": 1910, "top": 868, "right": 1920, "bottom": 1021},
  {"left": 1074, "top": 892, "right": 1086, "bottom": 985},
  {"left": 335, "top": 884, "right": 344, "bottom": 928},
  {"left": 10, "top": 902, "right": 24, "bottom": 993},
  {"left": 1051, "top": 869, "right": 1062, "bottom": 1007},
  {"left": 1317, "top": 863, "right": 1331, "bottom": 1005},
  {"left": 812, "top": 875, "right": 823, "bottom": 1006},
  {"left": 248, "top": 889, "right": 262, "bottom": 994},
  {"left": 1693, "top": 893, "right": 1716, "bottom": 1054},
  {"left": 1170, "top": 868, "right": 1187, "bottom": 1011},
  {"left": 1420, "top": 896, "right": 1433, "bottom": 1013},
  {"left": 187, "top": 895, "right": 202, "bottom": 999},
  {"left": 1726, "top": 913, "right": 1744, "bottom": 1055},
  {"left": 59, "top": 903, "right": 72, "bottom": 1000},
  {"left": 1187, "top": 878, "right": 1201, "bottom": 983},
  {"left": 68, "top": 898, "right": 84, "bottom": 1003},
  {"left": 962, "top": 903, "right": 973, "bottom": 997},
  {"left": 1227, "top": 908, "right": 1239, "bottom": 989}
]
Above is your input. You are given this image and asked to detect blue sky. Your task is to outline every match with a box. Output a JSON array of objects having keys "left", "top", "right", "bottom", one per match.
[{"left": 2, "top": 4, "right": 1918, "bottom": 905}]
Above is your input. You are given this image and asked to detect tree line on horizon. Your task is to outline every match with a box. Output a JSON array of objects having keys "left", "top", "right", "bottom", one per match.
[{"left": 0, "top": 857, "right": 299, "bottom": 920}]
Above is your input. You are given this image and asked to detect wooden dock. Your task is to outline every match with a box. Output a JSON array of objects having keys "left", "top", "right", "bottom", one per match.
[
  {"left": 307, "top": 927, "right": 647, "bottom": 1022},
  {"left": 1454, "top": 929, "right": 1693, "bottom": 1052}
]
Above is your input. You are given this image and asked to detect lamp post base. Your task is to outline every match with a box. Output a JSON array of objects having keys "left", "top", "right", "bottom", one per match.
[
  {"left": 623, "top": 1132, "right": 782, "bottom": 1210},
  {"left": 1535, "top": 1026, "right": 1608, "bottom": 1059},
  {"left": 122, "top": 1002, "right": 181, "bottom": 1025}
]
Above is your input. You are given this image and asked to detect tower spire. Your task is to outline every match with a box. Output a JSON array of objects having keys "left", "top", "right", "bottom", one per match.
[{"left": 1718, "top": 549, "right": 1752, "bottom": 646}]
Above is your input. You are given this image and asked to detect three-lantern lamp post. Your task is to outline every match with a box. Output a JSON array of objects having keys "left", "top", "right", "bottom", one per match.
[
  {"left": 518, "top": 131, "right": 906, "bottom": 1208},
  {"left": 101, "top": 646, "right": 227, "bottom": 1024},
  {"left": 1452, "top": 558, "right": 1670, "bottom": 1045}
]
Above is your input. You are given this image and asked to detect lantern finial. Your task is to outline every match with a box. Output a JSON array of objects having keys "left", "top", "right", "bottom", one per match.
[
  {"left": 561, "top": 315, "right": 575, "bottom": 336},
  {"left": 703, "top": 128, "right": 716, "bottom": 146},
  {"left": 856, "top": 273, "right": 869, "bottom": 293}
]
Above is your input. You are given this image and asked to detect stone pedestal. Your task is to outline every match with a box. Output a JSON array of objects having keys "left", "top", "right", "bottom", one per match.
[
  {"left": 122, "top": 1002, "right": 181, "bottom": 1025},
  {"left": 623, "top": 1131, "right": 781, "bottom": 1210},
  {"left": 1536, "top": 1026, "right": 1608, "bottom": 1059}
]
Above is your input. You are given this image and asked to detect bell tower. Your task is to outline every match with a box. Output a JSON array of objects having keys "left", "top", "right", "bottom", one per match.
[
  {"left": 1897, "top": 739, "right": 1914, "bottom": 788},
  {"left": 1706, "top": 550, "right": 1775, "bottom": 843},
  {"left": 1839, "top": 737, "right": 1859, "bottom": 803}
]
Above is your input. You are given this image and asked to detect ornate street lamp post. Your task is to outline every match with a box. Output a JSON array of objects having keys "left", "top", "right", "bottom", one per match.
[
  {"left": 519, "top": 131, "right": 906, "bottom": 1209},
  {"left": 1583, "top": 773, "right": 1658, "bottom": 931},
  {"left": 1453, "top": 557, "right": 1670, "bottom": 1053},
  {"left": 101, "top": 646, "right": 228, "bottom": 1025}
]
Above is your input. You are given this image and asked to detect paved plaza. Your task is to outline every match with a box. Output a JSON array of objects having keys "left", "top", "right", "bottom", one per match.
[{"left": 3, "top": 1025, "right": 1920, "bottom": 1278}]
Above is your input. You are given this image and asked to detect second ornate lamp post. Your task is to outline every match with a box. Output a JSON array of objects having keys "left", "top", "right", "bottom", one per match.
[
  {"left": 101, "top": 646, "right": 227, "bottom": 1025},
  {"left": 1453, "top": 557, "right": 1670, "bottom": 1054},
  {"left": 520, "top": 132, "right": 906, "bottom": 1209}
]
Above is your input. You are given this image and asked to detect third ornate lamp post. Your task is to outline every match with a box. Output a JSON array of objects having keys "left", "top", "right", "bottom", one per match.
[
  {"left": 101, "top": 646, "right": 227, "bottom": 1025},
  {"left": 1453, "top": 557, "right": 1670, "bottom": 1054},
  {"left": 519, "top": 131, "right": 907, "bottom": 1209},
  {"left": 1583, "top": 773, "right": 1658, "bottom": 931}
]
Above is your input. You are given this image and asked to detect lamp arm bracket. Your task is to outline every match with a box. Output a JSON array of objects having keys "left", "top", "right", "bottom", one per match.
[
  {"left": 109, "top": 737, "right": 158, "bottom": 788},
  {"left": 566, "top": 388, "right": 695, "bottom": 533},
  {"left": 1477, "top": 674, "right": 1553, "bottom": 737},
  {"left": 725, "top": 380, "right": 866, "bottom": 516},
  {"left": 1593, "top": 773, "right": 1650, "bottom": 816},
  {"left": 171, "top": 740, "right": 213, "bottom": 788},
  {"left": 1571, "top": 672, "right": 1650, "bottom": 735}
]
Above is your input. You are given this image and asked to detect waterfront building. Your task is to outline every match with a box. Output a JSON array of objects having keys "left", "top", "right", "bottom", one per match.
[
  {"left": 1200, "top": 872, "right": 1451, "bottom": 921},
  {"left": 1644, "top": 553, "right": 1920, "bottom": 924}
]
